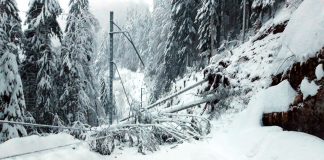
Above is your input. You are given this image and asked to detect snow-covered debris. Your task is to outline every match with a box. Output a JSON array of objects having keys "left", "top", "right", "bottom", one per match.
[
  {"left": 278, "top": 0, "right": 324, "bottom": 61},
  {"left": 315, "top": 64, "right": 324, "bottom": 80},
  {"left": 300, "top": 78, "right": 320, "bottom": 100}
]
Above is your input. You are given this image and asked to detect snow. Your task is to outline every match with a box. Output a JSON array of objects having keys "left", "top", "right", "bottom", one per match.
[
  {"left": 278, "top": 0, "right": 324, "bottom": 61},
  {"left": 2, "top": 114, "right": 324, "bottom": 160},
  {"left": 316, "top": 64, "right": 324, "bottom": 80},
  {"left": 251, "top": 80, "right": 296, "bottom": 113},
  {"left": 300, "top": 78, "right": 320, "bottom": 100},
  {"left": 0, "top": 133, "right": 104, "bottom": 160},
  {"left": 230, "top": 80, "right": 296, "bottom": 129},
  {"left": 113, "top": 69, "right": 148, "bottom": 120},
  {"left": 2, "top": 0, "right": 324, "bottom": 159},
  {"left": 0, "top": 77, "right": 320, "bottom": 160}
]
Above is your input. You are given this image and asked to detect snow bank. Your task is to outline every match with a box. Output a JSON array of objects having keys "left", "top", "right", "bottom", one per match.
[
  {"left": 261, "top": 80, "right": 297, "bottom": 114},
  {"left": 226, "top": 126, "right": 324, "bottom": 160},
  {"left": 316, "top": 64, "right": 324, "bottom": 80},
  {"left": 278, "top": 0, "right": 324, "bottom": 61},
  {"left": 0, "top": 133, "right": 103, "bottom": 160},
  {"left": 232, "top": 80, "right": 297, "bottom": 129},
  {"left": 300, "top": 78, "right": 320, "bottom": 100}
]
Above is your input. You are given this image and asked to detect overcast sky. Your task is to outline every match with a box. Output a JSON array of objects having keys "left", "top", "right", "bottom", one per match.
[{"left": 16, "top": 0, "right": 153, "bottom": 30}]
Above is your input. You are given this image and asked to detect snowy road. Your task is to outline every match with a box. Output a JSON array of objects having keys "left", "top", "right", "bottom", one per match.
[{"left": 1, "top": 112, "right": 324, "bottom": 160}]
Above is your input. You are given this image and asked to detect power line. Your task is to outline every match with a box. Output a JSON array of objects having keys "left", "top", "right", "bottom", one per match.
[
  {"left": 112, "top": 22, "right": 145, "bottom": 68},
  {"left": 0, "top": 120, "right": 93, "bottom": 132},
  {"left": 0, "top": 134, "right": 111, "bottom": 160},
  {"left": 112, "top": 62, "right": 132, "bottom": 109},
  {"left": 112, "top": 62, "right": 133, "bottom": 121}
]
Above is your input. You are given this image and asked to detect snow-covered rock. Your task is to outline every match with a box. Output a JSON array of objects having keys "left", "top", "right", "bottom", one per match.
[
  {"left": 300, "top": 78, "right": 320, "bottom": 100},
  {"left": 261, "top": 80, "right": 297, "bottom": 114},
  {"left": 315, "top": 64, "right": 324, "bottom": 80},
  {"left": 233, "top": 80, "right": 297, "bottom": 128},
  {"left": 278, "top": 0, "right": 324, "bottom": 61}
]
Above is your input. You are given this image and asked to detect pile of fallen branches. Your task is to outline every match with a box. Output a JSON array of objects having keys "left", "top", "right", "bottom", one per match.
[{"left": 89, "top": 114, "right": 211, "bottom": 155}]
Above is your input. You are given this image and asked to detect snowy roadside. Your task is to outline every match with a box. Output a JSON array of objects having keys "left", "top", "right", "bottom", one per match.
[
  {"left": 1, "top": 111, "right": 324, "bottom": 160},
  {"left": 1, "top": 0, "right": 324, "bottom": 159}
]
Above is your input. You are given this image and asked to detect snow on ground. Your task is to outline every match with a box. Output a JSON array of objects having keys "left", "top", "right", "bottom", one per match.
[
  {"left": 113, "top": 68, "right": 148, "bottom": 121},
  {"left": 1, "top": 0, "right": 324, "bottom": 159},
  {"left": 316, "top": 64, "right": 324, "bottom": 80},
  {"left": 0, "top": 133, "right": 104, "bottom": 160},
  {"left": 1, "top": 112, "right": 324, "bottom": 160},
  {"left": 278, "top": 0, "right": 324, "bottom": 62},
  {"left": 300, "top": 78, "right": 320, "bottom": 100}
]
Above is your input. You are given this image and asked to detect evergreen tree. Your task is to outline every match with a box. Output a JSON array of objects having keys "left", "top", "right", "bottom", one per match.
[
  {"left": 145, "top": 0, "right": 172, "bottom": 102},
  {"left": 114, "top": 4, "right": 152, "bottom": 71},
  {"left": 22, "top": 0, "right": 62, "bottom": 125},
  {"left": 196, "top": 0, "right": 220, "bottom": 58},
  {"left": 60, "top": 0, "right": 100, "bottom": 126},
  {"left": 0, "top": 0, "right": 27, "bottom": 142},
  {"left": 153, "top": 0, "right": 199, "bottom": 100}
]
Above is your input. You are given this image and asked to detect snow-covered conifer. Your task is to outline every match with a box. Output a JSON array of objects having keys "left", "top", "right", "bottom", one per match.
[
  {"left": 196, "top": 0, "right": 220, "bottom": 55},
  {"left": 22, "top": 0, "right": 62, "bottom": 125},
  {"left": 145, "top": 0, "right": 172, "bottom": 102},
  {"left": 153, "top": 0, "right": 199, "bottom": 100},
  {"left": 0, "top": 0, "right": 27, "bottom": 142},
  {"left": 60, "top": 0, "right": 101, "bottom": 126}
]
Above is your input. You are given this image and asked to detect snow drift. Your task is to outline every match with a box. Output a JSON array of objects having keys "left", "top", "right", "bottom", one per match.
[{"left": 278, "top": 0, "right": 324, "bottom": 61}]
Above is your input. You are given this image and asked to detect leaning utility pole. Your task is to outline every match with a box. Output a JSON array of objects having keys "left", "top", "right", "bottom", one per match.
[{"left": 109, "top": 11, "right": 114, "bottom": 124}]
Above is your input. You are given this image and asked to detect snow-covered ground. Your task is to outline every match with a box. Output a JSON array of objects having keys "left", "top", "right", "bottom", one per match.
[
  {"left": 1, "top": 0, "right": 324, "bottom": 159},
  {"left": 0, "top": 134, "right": 104, "bottom": 160},
  {"left": 1, "top": 110, "right": 324, "bottom": 160}
]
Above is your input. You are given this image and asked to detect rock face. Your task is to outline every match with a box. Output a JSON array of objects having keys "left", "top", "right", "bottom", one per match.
[{"left": 263, "top": 48, "right": 324, "bottom": 139}]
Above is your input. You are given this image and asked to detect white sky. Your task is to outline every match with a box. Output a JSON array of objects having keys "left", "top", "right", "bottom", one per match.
[{"left": 17, "top": 0, "right": 153, "bottom": 30}]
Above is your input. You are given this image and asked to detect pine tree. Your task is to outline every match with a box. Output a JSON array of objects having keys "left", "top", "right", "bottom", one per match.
[
  {"left": 196, "top": 0, "right": 220, "bottom": 58},
  {"left": 153, "top": 0, "right": 199, "bottom": 100},
  {"left": 114, "top": 4, "right": 152, "bottom": 71},
  {"left": 60, "top": 0, "right": 100, "bottom": 126},
  {"left": 22, "top": 0, "right": 62, "bottom": 125},
  {"left": 145, "top": 0, "right": 172, "bottom": 101},
  {"left": 0, "top": 0, "right": 27, "bottom": 142}
]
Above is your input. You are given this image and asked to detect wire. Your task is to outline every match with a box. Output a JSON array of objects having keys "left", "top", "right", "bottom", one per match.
[
  {"left": 0, "top": 134, "right": 111, "bottom": 160},
  {"left": 112, "top": 22, "right": 145, "bottom": 68},
  {"left": 0, "top": 120, "right": 92, "bottom": 132},
  {"left": 112, "top": 62, "right": 133, "bottom": 118}
]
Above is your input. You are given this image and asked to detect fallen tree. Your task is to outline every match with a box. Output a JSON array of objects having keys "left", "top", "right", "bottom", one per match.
[{"left": 89, "top": 113, "right": 211, "bottom": 155}]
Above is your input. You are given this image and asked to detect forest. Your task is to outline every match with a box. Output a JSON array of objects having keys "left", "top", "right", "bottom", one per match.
[{"left": 0, "top": 0, "right": 324, "bottom": 159}]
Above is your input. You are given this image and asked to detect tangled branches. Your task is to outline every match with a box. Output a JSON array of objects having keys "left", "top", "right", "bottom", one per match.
[{"left": 89, "top": 114, "right": 211, "bottom": 155}]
